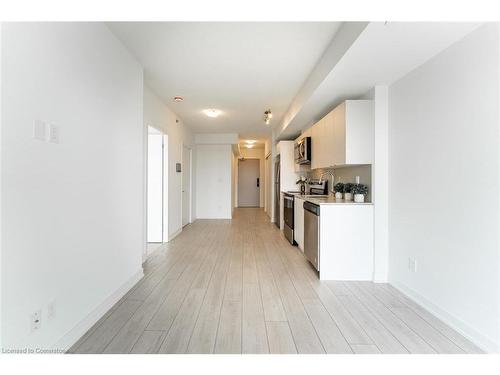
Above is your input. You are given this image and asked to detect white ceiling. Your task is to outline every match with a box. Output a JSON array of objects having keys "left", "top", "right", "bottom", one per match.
[
  {"left": 107, "top": 22, "right": 342, "bottom": 140},
  {"left": 278, "top": 22, "right": 481, "bottom": 139}
]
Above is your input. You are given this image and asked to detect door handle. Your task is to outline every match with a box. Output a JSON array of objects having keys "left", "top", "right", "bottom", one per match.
[{"left": 257, "top": 178, "right": 260, "bottom": 187}]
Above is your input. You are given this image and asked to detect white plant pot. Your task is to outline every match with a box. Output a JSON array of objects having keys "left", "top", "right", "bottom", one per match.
[
  {"left": 354, "top": 194, "right": 365, "bottom": 203},
  {"left": 344, "top": 192, "right": 352, "bottom": 201},
  {"left": 335, "top": 192, "right": 343, "bottom": 200}
]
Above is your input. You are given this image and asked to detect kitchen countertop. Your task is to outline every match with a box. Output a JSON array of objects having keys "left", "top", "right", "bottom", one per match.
[{"left": 294, "top": 194, "right": 373, "bottom": 205}]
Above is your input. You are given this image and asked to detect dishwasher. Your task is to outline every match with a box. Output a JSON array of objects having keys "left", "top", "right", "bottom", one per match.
[{"left": 303, "top": 201, "right": 320, "bottom": 271}]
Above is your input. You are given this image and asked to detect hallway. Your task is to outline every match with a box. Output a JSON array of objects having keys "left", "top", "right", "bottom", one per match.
[{"left": 69, "top": 209, "right": 481, "bottom": 354}]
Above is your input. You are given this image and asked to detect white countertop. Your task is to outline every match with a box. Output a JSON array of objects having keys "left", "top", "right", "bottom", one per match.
[{"left": 294, "top": 194, "right": 373, "bottom": 205}]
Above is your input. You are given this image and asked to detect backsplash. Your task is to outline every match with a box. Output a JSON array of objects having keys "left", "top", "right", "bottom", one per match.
[{"left": 301, "top": 165, "right": 372, "bottom": 202}]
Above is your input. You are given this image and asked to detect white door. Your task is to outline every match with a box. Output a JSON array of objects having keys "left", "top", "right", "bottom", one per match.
[
  {"left": 147, "top": 128, "right": 163, "bottom": 242},
  {"left": 238, "top": 159, "right": 260, "bottom": 207},
  {"left": 182, "top": 146, "right": 191, "bottom": 226}
]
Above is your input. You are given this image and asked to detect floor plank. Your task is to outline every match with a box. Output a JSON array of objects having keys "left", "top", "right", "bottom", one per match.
[
  {"left": 338, "top": 295, "right": 408, "bottom": 354},
  {"left": 130, "top": 330, "right": 165, "bottom": 354},
  {"left": 186, "top": 236, "right": 232, "bottom": 353},
  {"left": 302, "top": 298, "right": 352, "bottom": 353},
  {"left": 266, "top": 322, "right": 297, "bottom": 354},
  {"left": 242, "top": 283, "right": 269, "bottom": 353},
  {"left": 158, "top": 288, "right": 207, "bottom": 353},
  {"left": 214, "top": 299, "right": 242, "bottom": 354}
]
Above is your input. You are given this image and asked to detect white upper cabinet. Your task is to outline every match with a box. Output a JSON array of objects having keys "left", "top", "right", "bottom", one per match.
[
  {"left": 311, "top": 100, "right": 374, "bottom": 169},
  {"left": 277, "top": 140, "right": 298, "bottom": 192}
]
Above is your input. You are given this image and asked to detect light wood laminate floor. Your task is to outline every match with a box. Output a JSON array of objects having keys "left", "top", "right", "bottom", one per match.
[{"left": 69, "top": 208, "right": 482, "bottom": 354}]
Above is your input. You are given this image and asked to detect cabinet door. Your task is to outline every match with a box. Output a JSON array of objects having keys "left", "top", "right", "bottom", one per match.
[
  {"left": 311, "top": 120, "right": 322, "bottom": 169},
  {"left": 317, "top": 116, "right": 328, "bottom": 169},
  {"left": 332, "top": 102, "right": 346, "bottom": 166},
  {"left": 344, "top": 100, "right": 374, "bottom": 164},
  {"left": 322, "top": 110, "right": 335, "bottom": 168}
]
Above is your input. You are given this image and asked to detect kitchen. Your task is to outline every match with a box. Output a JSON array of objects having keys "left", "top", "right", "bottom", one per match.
[{"left": 276, "top": 100, "right": 374, "bottom": 280}]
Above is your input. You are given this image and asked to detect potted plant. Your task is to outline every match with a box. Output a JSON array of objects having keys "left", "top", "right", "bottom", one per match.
[
  {"left": 352, "top": 184, "right": 368, "bottom": 203},
  {"left": 333, "top": 182, "right": 344, "bottom": 200},
  {"left": 344, "top": 183, "right": 354, "bottom": 201}
]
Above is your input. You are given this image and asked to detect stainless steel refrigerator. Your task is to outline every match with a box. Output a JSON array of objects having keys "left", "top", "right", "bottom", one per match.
[{"left": 274, "top": 155, "right": 280, "bottom": 228}]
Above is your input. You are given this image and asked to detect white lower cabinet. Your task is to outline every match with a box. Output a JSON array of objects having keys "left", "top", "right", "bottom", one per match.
[
  {"left": 294, "top": 197, "right": 305, "bottom": 251},
  {"left": 319, "top": 204, "right": 373, "bottom": 280}
]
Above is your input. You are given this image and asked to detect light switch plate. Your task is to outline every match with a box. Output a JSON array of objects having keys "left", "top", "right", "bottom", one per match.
[
  {"left": 33, "top": 120, "right": 47, "bottom": 141},
  {"left": 48, "top": 124, "right": 59, "bottom": 144}
]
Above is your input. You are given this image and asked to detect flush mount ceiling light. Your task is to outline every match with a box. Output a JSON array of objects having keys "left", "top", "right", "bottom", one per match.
[
  {"left": 203, "top": 109, "right": 221, "bottom": 118},
  {"left": 173, "top": 96, "right": 184, "bottom": 102},
  {"left": 245, "top": 140, "right": 257, "bottom": 144},
  {"left": 264, "top": 109, "right": 273, "bottom": 125},
  {"left": 246, "top": 144, "right": 254, "bottom": 148}
]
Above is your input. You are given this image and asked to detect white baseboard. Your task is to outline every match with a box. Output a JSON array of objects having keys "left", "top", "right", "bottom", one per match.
[
  {"left": 55, "top": 270, "right": 144, "bottom": 352},
  {"left": 168, "top": 227, "right": 182, "bottom": 241},
  {"left": 390, "top": 280, "right": 499, "bottom": 353}
]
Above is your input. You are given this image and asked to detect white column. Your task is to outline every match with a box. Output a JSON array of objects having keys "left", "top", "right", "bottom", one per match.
[{"left": 373, "top": 85, "right": 389, "bottom": 282}]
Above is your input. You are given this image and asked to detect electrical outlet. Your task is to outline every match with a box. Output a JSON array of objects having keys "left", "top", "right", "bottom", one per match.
[
  {"left": 31, "top": 309, "right": 42, "bottom": 332},
  {"left": 47, "top": 301, "right": 56, "bottom": 320}
]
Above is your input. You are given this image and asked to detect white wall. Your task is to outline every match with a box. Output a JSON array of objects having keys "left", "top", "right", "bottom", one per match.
[
  {"left": 147, "top": 128, "right": 164, "bottom": 243},
  {"left": 264, "top": 140, "right": 272, "bottom": 218},
  {"left": 239, "top": 147, "right": 265, "bottom": 207},
  {"left": 143, "top": 86, "right": 195, "bottom": 241},
  {"left": 195, "top": 133, "right": 239, "bottom": 145},
  {"left": 388, "top": 24, "right": 499, "bottom": 352},
  {"left": 195, "top": 144, "right": 233, "bottom": 219},
  {"left": 373, "top": 86, "right": 389, "bottom": 282},
  {"left": 1, "top": 23, "right": 144, "bottom": 350},
  {"left": 231, "top": 151, "right": 237, "bottom": 213}
]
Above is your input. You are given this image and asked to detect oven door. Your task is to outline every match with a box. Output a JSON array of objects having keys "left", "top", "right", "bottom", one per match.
[{"left": 283, "top": 194, "right": 294, "bottom": 229}]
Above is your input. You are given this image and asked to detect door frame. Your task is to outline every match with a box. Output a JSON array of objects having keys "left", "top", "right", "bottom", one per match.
[
  {"left": 144, "top": 125, "right": 168, "bottom": 261},
  {"left": 181, "top": 145, "right": 193, "bottom": 226},
  {"left": 236, "top": 157, "right": 262, "bottom": 208}
]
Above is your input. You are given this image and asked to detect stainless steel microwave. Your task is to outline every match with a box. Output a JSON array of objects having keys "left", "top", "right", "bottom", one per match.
[{"left": 294, "top": 137, "right": 311, "bottom": 165}]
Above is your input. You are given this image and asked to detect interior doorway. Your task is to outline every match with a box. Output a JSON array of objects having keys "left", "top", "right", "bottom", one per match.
[
  {"left": 147, "top": 126, "right": 168, "bottom": 256},
  {"left": 238, "top": 158, "right": 260, "bottom": 207},
  {"left": 182, "top": 145, "right": 192, "bottom": 227}
]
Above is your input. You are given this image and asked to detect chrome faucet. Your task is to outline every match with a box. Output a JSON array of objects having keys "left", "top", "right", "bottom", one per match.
[{"left": 318, "top": 171, "right": 335, "bottom": 194}]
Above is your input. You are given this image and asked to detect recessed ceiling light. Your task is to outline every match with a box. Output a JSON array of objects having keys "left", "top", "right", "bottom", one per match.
[
  {"left": 203, "top": 109, "right": 221, "bottom": 118},
  {"left": 173, "top": 96, "right": 184, "bottom": 102}
]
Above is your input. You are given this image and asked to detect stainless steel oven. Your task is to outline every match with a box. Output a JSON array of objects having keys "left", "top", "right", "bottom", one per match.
[
  {"left": 294, "top": 137, "right": 311, "bottom": 165},
  {"left": 283, "top": 193, "right": 296, "bottom": 245}
]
